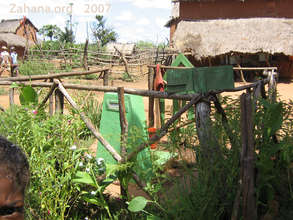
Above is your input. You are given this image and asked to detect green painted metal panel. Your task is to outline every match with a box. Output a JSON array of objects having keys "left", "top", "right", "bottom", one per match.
[
  {"left": 166, "top": 68, "right": 195, "bottom": 94},
  {"left": 170, "top": 54, "right": 194, "bottom": 116},
  {"left": 194, "top": 65, "right": 235, "bottom": 93},
  {"left": 97, "top": 93, "right": 152, "bottom": 180},
  {"left": 166, "top": 65, "right": 234, "bottom": 94},
  {"left": 171, "top": 53, "right": 194, "bottom": 67}
]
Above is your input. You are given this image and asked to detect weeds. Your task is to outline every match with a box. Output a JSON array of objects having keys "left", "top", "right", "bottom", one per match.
[{"left": 0, "top": 88, "right": 291, "bottom": 219}]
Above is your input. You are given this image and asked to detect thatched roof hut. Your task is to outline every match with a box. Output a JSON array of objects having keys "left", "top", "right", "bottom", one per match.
[
  {"left": 0, "top": 33, "right": 34, "bottom": 48},
  {"left": 173, "top": 18, "right": 293, "bottom": 59},
  {"left": 0, "top": 18, "right": 38, "bottom": 33}
]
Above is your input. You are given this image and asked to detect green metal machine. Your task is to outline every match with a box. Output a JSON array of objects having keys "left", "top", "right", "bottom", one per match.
[{"left": 97, "top": 92, "right": 153, "bottom": 181}]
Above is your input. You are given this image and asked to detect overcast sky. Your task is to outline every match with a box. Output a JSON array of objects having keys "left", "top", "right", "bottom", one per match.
[{"left": 0, "top": 0, "right": 171, "bottom": 44}]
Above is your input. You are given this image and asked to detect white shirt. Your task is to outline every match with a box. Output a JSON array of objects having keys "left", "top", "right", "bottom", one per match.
[{"left": 0, "top": 51, "right": 9, "bottom": 57}]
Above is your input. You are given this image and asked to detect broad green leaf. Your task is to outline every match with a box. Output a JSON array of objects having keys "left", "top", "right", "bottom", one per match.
[
  {"left": 128, "top": 196, "right": 148, "bottom": 212},
  {"left": 72, "top": 171, "right": 96, "bottom": 187},
  {"left": 19, "top": 86, "right": 38, "bottom": 105}
]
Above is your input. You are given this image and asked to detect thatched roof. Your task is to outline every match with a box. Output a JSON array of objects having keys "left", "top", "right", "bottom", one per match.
[
  {"left": 0, "top": 18, "right": 38, "bottom": 33},
  {"left": 106, "top": 43, "right": 136, "bottom": 56},
  {"left": 0, "top": 33, "right": 34, "bottom": 48},
  {"left": 173, "top": 18, "right": 293, "bottom": 59}
]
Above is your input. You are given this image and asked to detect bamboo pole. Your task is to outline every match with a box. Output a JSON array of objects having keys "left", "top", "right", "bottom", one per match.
[
  {"left": 0, "top": 68, "right": 109, "bottom": 82},
  {"left": 54, "top": 79, "right": 122, "bottom": 162}
]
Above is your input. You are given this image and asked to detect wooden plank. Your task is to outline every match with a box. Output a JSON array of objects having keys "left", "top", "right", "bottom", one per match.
[
  {"left": 0, "top": 68, "right": 109, "bottom": 82},
  {"left": 240, "top": 93, "right": 257, "bottom": 220}
]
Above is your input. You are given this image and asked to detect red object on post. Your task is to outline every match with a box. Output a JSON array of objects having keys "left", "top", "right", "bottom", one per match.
[{"left": 148, "top": 127, "right": 157, "bottom": 149}]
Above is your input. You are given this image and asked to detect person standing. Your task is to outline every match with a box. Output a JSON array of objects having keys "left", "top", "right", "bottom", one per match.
[
  {"left": 10, "top": 47, "right": 19, "bottom": 76},
  {"left": 0, "top": 46, "right": 11, "bottom": 76}
]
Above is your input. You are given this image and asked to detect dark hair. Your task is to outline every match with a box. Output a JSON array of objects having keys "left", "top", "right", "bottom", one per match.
[{"left": 0, "top": 136, "right": 29, "bottom": 192}]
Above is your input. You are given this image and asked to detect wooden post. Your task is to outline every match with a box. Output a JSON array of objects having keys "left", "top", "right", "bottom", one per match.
[
  {"left": 83, "top": 38, "right": 89, "bottom": 70},
  {"left": 49, "top": 79, "right": 54, "bottom": 115},
  {"left": 268, "top": 70, "right": 277, "bottom": 102},
  {"left": 55, "top": 88, "right": 64, "bottom": 114},
  {"left": 9, "top": 66, "right": 15, "bottom": 106},
  {"left": 240, "top": 93, "right": 257, "bottom": 220},
  {"left": 118, "top": 87, "right": 128, "bottom": 199},
  {"left": 38, "top": 82, "right": 57, "bottom": 110},
  {"left": 103, "top": 69, "right": 109, "bottom": 86},
  {"left": 148, "top": 67, "right": 154, "bottom": 128},
  {"left": 195, "top": 101, "right": 212, "bottom": 160},
  {"left": 114, "top": 46, "right": 131, "bottom": 80}
]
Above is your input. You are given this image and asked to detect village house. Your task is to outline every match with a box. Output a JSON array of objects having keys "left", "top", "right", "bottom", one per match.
[
  {"left": 166, "top": 0, "right": 293, "bottom": 78},
  {"left": 0, "top": 17, "right": 38, "bottom": 58}
]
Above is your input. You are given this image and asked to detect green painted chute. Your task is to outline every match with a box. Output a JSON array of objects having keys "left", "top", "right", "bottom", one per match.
[{"left": 97, "top": 93, "right": 153, "bottom": 181}]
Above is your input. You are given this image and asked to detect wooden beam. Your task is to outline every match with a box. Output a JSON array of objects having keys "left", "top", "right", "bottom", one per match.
[
  {"left": 0, "top": 68, "right": 109, "bottom": 82},
  {"left": 54, "top": 79, "right": 122, "bottom": 162},
  {"left": 0, "top": 78, "right": 270, "bottom": 100},
  {"left": 38, "top": 82, "right": 57, "bottom": 110},
  {"left": 127, "top": 94, "right": 203, "bottom": 161}
]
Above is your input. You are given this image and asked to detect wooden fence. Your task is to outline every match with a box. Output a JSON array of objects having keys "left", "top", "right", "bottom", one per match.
[
  {"left": 27, "top": 47, "right": 177, "bottom": 74},
  {"left": 0, "top": 65, "right": 278, "bottom": 219}
]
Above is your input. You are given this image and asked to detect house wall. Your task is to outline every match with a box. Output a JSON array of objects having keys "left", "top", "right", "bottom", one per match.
[
  {"left": 16, "top": 22, "right": 37, "bottom": 43},
  {"left": 180, "top": 0, "right": 293, "bottom": 20},
  {"left": 170, "top": 22, "right": 178, "bottom": 46}
]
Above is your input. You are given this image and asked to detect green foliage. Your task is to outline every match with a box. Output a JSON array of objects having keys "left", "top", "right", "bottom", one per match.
[
  {"left": 39, "top": 24, "right": 62, "bottom": 41},
  {"left": 19, "top": 86, "right": 38, "bottom": 106},
  {"left": 91, "top": 15, "right": 118, "bottom": 47},
  {"left": 0, "top": 89, "right": 291, "bottom": 219},
  {"left": 0, "top": 106, "right": 89, "bottom": 218},
  {"left": 19, "top": 60, "right": 58, "bottom": 75},
  {"left": 59, "top": 27, "right": 75, "bottom": 44},
  {"left": 128, "top": 196, "right": 149, "bottom": 212},
  {"left": 135, "top": 41, "right": 155, "bottom": 49}
]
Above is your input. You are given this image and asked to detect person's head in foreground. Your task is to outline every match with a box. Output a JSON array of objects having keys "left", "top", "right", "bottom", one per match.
[{"left": 0, "top": 136, "right": 29, "bottom": 220}]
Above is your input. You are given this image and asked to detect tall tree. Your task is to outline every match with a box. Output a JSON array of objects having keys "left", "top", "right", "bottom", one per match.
[
  {"left": 39, "top": 25, "right": 62, "bottom": 41},
  {"left": 91, "top": 15, "right": 118, "bottom": 47},
  {"left": 59, "top": 27, "right": 75, "bottom": 44}
]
